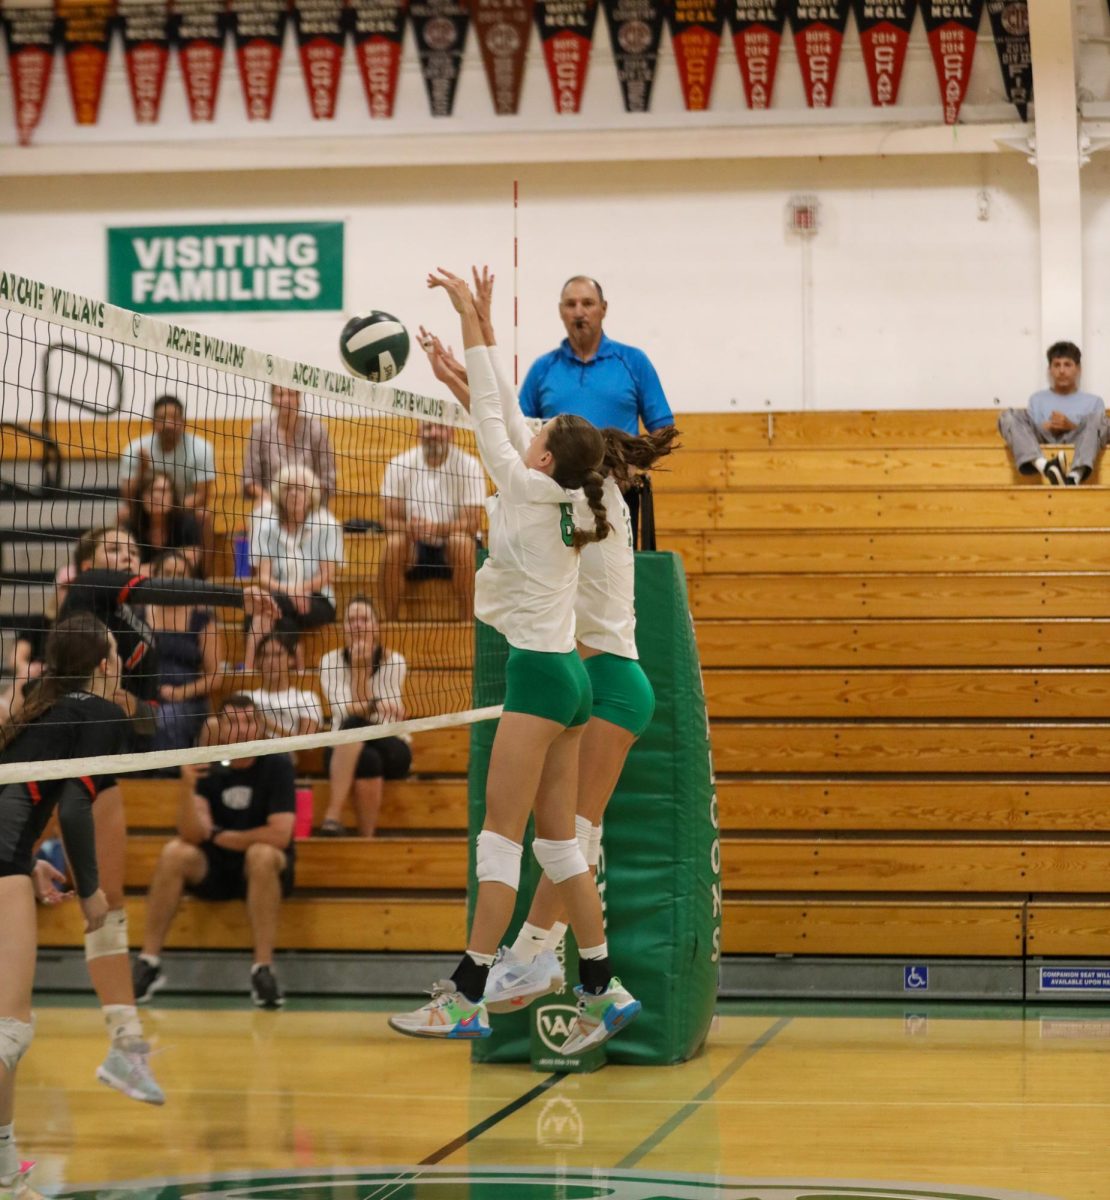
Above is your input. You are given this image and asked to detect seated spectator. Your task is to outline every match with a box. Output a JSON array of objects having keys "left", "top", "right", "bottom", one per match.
[
  {"left": 146, "top": 550, "right": 220, "bottom": 756},
  {"left": 317, "top": 594, "right": 410, "bottom": 837},
  {"left": 126, "top": 471, "right": 202, "bottom": 573},
  {"left": 131, "top": 695, "right": 295, "bottom": 1009},
  {"left": 243, "top": 385, "right": 337, "bottom": 509},
  {"left": 247, "top": 634, "right": 324, "bottom": 738},
  {"left": 247, "top": 464, "right": 344, "bottom": 668},
  {"left": 119, "top": 394, "right": 216, "bottom": 574},
  {"left": 999, "top": 341, "right": 1108, "bottom": 485},
  {"left": 380, "top": 421, "right": 485, "bottom": 622}
]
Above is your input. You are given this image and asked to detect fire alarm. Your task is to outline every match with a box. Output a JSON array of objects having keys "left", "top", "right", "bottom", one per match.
[{"left": 787, "top": 194, "right": 820, "bottom": 237}]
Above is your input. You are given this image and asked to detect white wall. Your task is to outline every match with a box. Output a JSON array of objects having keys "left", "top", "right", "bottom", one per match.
[{"left": 0, "top": 152, "right": 1045, "bottom": 414}]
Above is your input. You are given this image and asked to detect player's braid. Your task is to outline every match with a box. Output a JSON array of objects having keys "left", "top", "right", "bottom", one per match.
[
  {"left": 573, "top": 469, "right": 612, "bottom": 548},
  {"left": 601, "top": 425, "right": 681, "bottom": 488}
]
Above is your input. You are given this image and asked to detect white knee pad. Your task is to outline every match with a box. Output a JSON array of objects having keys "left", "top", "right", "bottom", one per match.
[
  {"left": 575, "top": 815, "right": 592, "bottom": 862},
  {"left": 85, "top": 908, "right": 128, "bottom": 961},
  {"left": 0, "top": 1015, "right": 34, "bottom": 1071},
  {"left": 476, "top": 830, "right": 523, "bottom": 889},
  {"left": 533, "top": 837, "right": 589, "bottom": 885},
  {"left": 588, "top": 823, "right": 603, "bottom": 869}
]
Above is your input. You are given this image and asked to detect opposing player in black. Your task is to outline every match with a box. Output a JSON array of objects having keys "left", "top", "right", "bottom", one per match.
[
  {"left": 55, "top": 526, "right": 277, "bottom": 1103},
  {"left": 0, "top": 614, "right": 126, "bottom": 1200},
  {"left": 133, "top": 695, "right": 297, "bottom": 1009}
]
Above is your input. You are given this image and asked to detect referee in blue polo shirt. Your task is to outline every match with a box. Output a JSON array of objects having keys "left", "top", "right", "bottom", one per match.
[{"left": 519, "top": 275, "right": 673, "bottom": 547}]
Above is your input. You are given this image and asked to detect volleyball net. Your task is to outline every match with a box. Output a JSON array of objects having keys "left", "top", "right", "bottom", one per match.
[{"left": 0, "top": 267, "right": 504, "bottom": 784}]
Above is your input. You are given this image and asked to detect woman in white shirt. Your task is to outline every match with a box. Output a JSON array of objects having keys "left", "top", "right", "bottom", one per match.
[
  {"left": 247, "top": 464, "right": 343, "bottom": 668},
  {"left": 317, "top": 595, "right": 410, "bottom": 837},
  {"left": 390, "top": 267, "right": 639, "bottom": 1052}
]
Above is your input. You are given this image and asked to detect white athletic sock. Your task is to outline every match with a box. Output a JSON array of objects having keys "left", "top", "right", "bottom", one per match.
[
  {"left": 1034, "top": 455, "right": 1048, "bottom": 474},
  {"left": 251, "top": 962, "right": 274, "bottom": 974},
  {"left": 579, "top": 941, "right": 609, "bottom": 961},
  {"left": 542, "top": 922, "right": 568, "bottom": 953},
  {"left": 466, "top": 949, "right": 496, "bottom": 968},
  {"left": 139, "top": 953, "right": 161, "bottom": 968},
  {"left": 511, "top": 921, "right": 550, "bottom": 963},
  {"left": 0, "top": 1122, "right": 18, "bottom": 1180},
  {"left": 104, "top": 1003, "right": 143, "bottom": 1045}
]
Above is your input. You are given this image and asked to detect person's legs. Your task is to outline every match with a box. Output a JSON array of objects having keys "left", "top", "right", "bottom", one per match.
[
  {"left": 0, "top": 876, "right": 37, "bottom": 1185},
  {"left": 1067, "top": 413, "right": 1105, "bottom": 479},
  {"left": 244, "top": 843, "right": 287, "bottom": 967},
  {"left": 380, "top": 531, "right": 414, "bottom": 620},
  {"left": 322, "top": 743, "right": 360, "bottom": 831},
  {"left": 352, "top": 738, "right": 412, "bottom": 836},
  {"left": 998, "top": 409, "right": 1056, "bottom": 475},
  {"left": 444, "top": 532, "right": 476, "bottom": 620},
  {"left": 140, "top": 840, "right": 207, "bottom": 958}
]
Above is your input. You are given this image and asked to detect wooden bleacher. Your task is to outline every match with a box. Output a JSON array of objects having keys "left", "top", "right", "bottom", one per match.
[{"left": 30, "top": 409, "right": 1110, "bottom": 964}]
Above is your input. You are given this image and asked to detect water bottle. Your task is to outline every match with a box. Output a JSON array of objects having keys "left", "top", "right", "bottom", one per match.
[{"left": 233, "top": 530, "right": 251, "bottom": 580}]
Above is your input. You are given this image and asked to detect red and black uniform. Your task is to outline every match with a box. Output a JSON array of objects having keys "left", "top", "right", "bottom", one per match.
[
  {"left": 59, "top": 569, "right": 256, "bottom": 791},
  {"left": 0, "top": 692, "right": 127, "bottom": 897}
]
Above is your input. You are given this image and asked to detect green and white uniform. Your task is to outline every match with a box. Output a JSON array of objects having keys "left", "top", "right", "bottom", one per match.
[
  {"left": 468, "top": 345, "right": 591, "bottom": 727},
  {"left": 576, "top": 476, "right": 655, "bottom": 737}
]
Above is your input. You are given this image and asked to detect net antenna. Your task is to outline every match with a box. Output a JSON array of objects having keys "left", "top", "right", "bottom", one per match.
[{"left": 0, "top": 268, "right": 504, "bottom": 784}]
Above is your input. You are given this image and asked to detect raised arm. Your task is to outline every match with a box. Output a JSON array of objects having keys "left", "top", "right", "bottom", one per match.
[{"left": 471, "top": 265, "right": 533, "bottom": 459}]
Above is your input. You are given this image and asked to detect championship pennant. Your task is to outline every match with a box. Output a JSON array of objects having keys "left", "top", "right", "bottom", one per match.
[
  {"left": 602, "top": 0, "right": 664, "bottom": 112},
  {"left": 2, "top": 0, "right": 58, "bottom": 144},
  {"left": 921, "top": 0, "right": 983, "bottom": 124},
  {"left": 727, "top": 0, "right": 785, "bottom": 110},
  {"left": 230, "top": 0, "right": 288, "bottom": 119},
  {"left": 175, "top": 0, "right": 229, "bottom": 120},
  {"left": 852, "top": 0, "right": 914, "bottom": 107},
  {"left": 57, "top": 0, "right": 116, "bottom": 124},
  {"left": 787, "top": 0, "right": 849, "bottom": 108},
  {"left": 534, "top": 0, "right": 598, "bottom": 114},
  {"left": 117, "top": 0, "right": 173, "bottom": 122},
  {"left": 666, "top": 0, "right": 723, "bottom": 111},
  {"left": 985, "top": 0, "right": 1029, "bottom": 120},
  {"left": 349, "top": 0, "right": 406, "bottom": 117},
  {"left": 410, "top": 0, "right": 467, "bottom": 116},
  {"left": 293, "top": 0, "right": 345, "bottom": 117},
  {"left": 473, "top": 0, "right": 533, "bottom": 115}
]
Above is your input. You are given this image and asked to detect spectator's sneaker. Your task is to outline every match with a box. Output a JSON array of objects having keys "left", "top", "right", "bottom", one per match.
[
  {"left": 561, "top": 978, "right": 641, "bottom": 1056},
  {"left": 485, "top": 947, "right": 564, "bottom": 1014},
  {"left": 251, "top": 965, "right": 284, "bottom": 1010},
  {"left": 0, "top": 1162, "right": 45, "bottom": 1200},
  {"left": 1043, "top": 457, "right": 1067, "bottom": 486},
  {"left": 316, "top": 819, "right": 347, "bottom": 837},
  {"left": 388, "top": 982, "right": 491, "bottom": 1039},
  {"left": 96, "top": 1038, "right": 166, "bottom": 1105},
  {"left": 133, "top": 955, "right": 165, "bottom": 1004}
]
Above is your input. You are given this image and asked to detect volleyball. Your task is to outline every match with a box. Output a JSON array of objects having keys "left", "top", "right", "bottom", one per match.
[{"left": 339, "top": 311, "right": 411, "bottom": 381}]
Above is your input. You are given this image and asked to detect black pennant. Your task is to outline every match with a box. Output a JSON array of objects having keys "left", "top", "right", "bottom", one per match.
[
  {"left": 602, "top": 0, "right": 665, "bottom": 113},
  {"left": 985, "top": 0, "right": 1030, "bottom": 120}
]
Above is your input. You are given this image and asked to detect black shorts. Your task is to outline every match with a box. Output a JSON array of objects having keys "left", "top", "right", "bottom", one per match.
[
  {"left": 324, "top": 719, "right": 412, "bottom": 781},
  {"left": 0, "top": 859, "right": 31, "bottom": 880},
  {"left": 406, "top": 541, "right": 451, "bottom": 580},
  {"left": 187, "top": 841, "right": 295, "bottom": 902},
  {"left": 92, "top": 775, "right": 118, "bottom": 798}
]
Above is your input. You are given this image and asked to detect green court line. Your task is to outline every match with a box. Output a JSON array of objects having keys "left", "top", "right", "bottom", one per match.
[{"left": 616, "top": 1015, "right": 793, "bottom": 1169}]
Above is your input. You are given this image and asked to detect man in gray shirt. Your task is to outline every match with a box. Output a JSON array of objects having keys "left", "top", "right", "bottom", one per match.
[
  {"left": 998, "top": 341, "right": 1107, "bottom": 485},
  {"left": 243, "top": 386, "right": 337, "bottom": 508}
]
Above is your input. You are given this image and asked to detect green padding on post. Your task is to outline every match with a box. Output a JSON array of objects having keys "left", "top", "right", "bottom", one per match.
[{"left": 467, "top": 551, "right": 720, "bottom": 1066}]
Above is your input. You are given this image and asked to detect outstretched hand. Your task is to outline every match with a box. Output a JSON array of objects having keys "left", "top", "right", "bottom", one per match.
[
  {"left": 427, "top": 268, "right": 476, "bottom": 314},
  {"left": 472, "top": 265, "right": 495, "bottom": 333},
  {"left": 418, "top": 324, "right": 467, "bottom": 386}
]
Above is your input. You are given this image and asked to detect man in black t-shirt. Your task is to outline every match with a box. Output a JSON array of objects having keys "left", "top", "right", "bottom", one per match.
[{"left": 131, "top": 695, "right": 296, "bottom": 1009}]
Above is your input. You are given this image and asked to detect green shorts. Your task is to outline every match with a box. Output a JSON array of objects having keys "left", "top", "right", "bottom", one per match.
[
  {"left": 584, "top": 652, "right": 656, "bottom": 737},
  {"left": 504, "top": 647, "right": 593, "bottom": 727}
]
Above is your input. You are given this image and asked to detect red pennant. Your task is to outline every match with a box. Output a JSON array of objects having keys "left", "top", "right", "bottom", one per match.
[
  {"left": 349, "top": 0, "right": 406, "bottom": 117},
  {"left": 788, "top": 0, "right": 849, "bottom": 108},
  {"left": 293, "top": 0, "right": 345, "bottom": 117},
  {"left": 472, "top": 0, "right": 533, "bottom": 115},
  {"left": 728, "top": 1, "right": 786, "bottom": 110},
  {"left": 852, "top": 1, "right": 914, "bottom": 107},
  {"left": 2, "top": 4, "right": 58, "bottom": 145},
  {"left": 58, "top": 0, "right": 115, "bottom": 124},
  {"left": 118, "top": 0, "right": 172, "bottom": 122},
  {"left": 667, "top": 0, "right": 723, "bottom": 112},
  {"left": 175, "top": 0, "right": 229, "bottom": 120},
  {"left": 921, "top": 0, "right": 983, "bottom": 125},
  {"left": 535, "top": 0, "right": 598, "bottom": 114},
  {"left": 231, "top": 0, "right": 289, "bottom": 119}
]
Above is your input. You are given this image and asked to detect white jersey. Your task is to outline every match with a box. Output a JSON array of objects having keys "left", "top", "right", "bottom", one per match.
[
  {"left": 575, "top": 475, "right": 638, "bottom": 659},
  {"left": 467, "top": 345, "right": 580, "bottom": 654}
]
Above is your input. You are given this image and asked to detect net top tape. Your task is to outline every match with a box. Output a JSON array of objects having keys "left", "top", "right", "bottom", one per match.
[{"left": 0, "top": 266, "right": 472, "bottom": 430}]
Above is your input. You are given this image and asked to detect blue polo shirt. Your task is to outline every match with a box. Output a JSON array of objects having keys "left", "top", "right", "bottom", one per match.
[{"left": 519, "top": 334, "right": 673, "bottom": 435}]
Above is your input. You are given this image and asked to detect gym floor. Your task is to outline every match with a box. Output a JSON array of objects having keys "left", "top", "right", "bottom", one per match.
[{"left": 18, "top": 996, "right": 1108, "bottom": 1200}]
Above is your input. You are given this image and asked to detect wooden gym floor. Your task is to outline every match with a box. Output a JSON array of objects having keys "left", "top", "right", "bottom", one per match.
[{"left": 14, "top": 996, "right": 1109, "bottom": 1200}]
